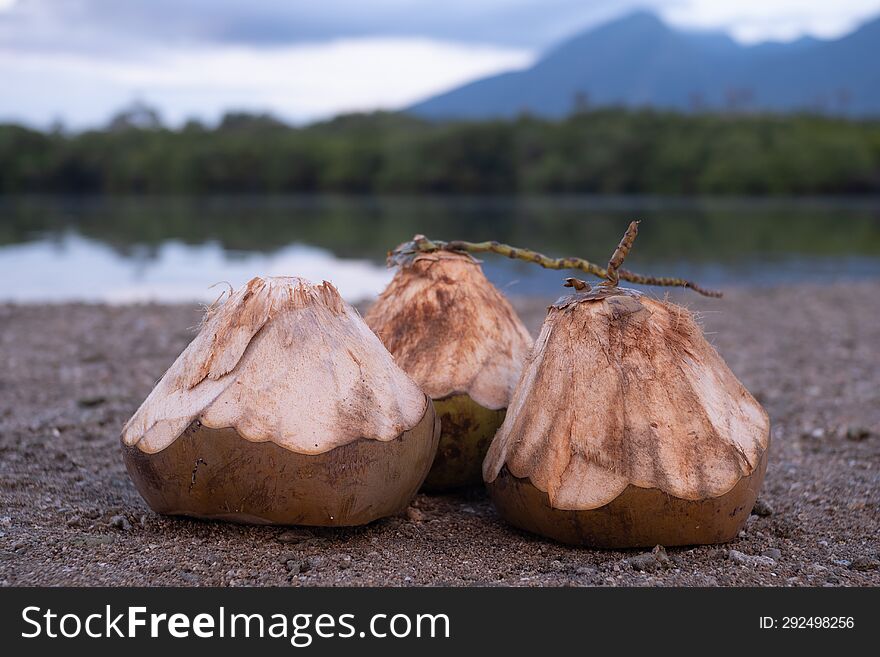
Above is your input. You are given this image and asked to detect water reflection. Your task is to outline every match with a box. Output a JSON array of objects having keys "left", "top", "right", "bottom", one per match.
[
  {"left": 0, "top": 233, "right": 391, "bottom": 303},
  {"left": 1, "top": 195, "right": 879, "bottom": 303}
]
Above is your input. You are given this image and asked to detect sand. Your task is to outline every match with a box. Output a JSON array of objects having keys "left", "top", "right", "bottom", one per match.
[{"left": 1, "top": 282, "right": 878, "bottom": 586}]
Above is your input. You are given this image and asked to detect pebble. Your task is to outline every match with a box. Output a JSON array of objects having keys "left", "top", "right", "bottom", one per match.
[
  {"left": 71, "top": 535, "right": 115, "bottom": 547},
  {"left": 286, "top": 561, "right": 301, "bottom": 574},
  {"left": 708, "top": 548, "right": 728, "bottom": 560},
  {"left": 108, "top": 515, "right": 131, "bottom": 531},
  {"left": 77, "top": 396, "right": 106, "bottom": 408},
  {"left": 302, "top": 556, "right": 324, "bottom": 572},
  {"left": 729, "top": 549, "right": 776, "bottom": 567},
  {"left": 628, "top": 546, "right": 669, "bottom": 572},
  {"left": 762, "top": 548, "right": 782, "bottom": 561},
  {"left": 845, "top": 426, "right": 872, "bottom": 442},
  {"left": 751, "top": 499, "right": 774, "bottom": 517},
  {"left": 178, "top": 571, "right": 200, "bottom": 584},
  {"left": 849, "top": 557, "right": 880, "bottom": 571},
  {"left": 277, "top": 530, "right": 310, "bottom": 544},
  {"left": 277, "top": 551, "right": 298, "bottom": 565},
  {"left": 406, "top": 506, "right": 426, "bottom": 522}
]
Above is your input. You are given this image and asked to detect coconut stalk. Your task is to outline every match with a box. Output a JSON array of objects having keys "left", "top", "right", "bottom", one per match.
[
  {"left": 366, "top": 250, "right": 533, "bottom": 491},
  {"left": 390, "top": 232, "right": 722, "bottom": 298},
  {"left": 482, "top": 222, "right": 770, "bottom": 547},
  {"left": 122, "top": 276, "right": 439, "bottom": 526}
]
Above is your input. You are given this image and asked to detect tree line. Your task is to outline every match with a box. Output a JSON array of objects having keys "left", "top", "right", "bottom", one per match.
[{"left": 1, "top": 109, "right": 879, "bottom": 195}]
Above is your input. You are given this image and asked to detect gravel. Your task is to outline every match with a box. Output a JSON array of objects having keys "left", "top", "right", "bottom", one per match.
[{"left": 0, "top": 282, "right": 878, "bottom": 587}]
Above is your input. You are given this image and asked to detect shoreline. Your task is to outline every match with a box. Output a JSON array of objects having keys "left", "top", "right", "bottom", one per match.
[{"left": 1, "top": 282, "right": 878, "bottom": 586}]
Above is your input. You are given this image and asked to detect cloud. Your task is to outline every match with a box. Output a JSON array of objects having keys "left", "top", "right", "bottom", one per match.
[
  {"left": 0, "top": 0, "right": 649, "bottom": 52},
  {"left": 665, "top": 0, "right": 880, "bottom": 43},
  {"left": 0, "top": 37, "right": 533, "bottom": 128},
  {"left": 1, "top": 1, "right": 878, "bottom": 127}
]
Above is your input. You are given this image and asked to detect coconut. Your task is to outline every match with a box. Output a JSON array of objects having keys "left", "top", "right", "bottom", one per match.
[
  {"left": 121, "top": 276, "right": 439, "bottom": 526},
  {"left": 483, "top": 283, "right": 770, "bottom": 547},
  {"left": 365, "top": 249, "right": 532, "bottom": 491}
]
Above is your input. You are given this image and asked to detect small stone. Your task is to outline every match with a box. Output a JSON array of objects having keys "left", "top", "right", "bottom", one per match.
[
  {"left": 71, "top": 535, "right": 115, "bottom": 547},
  {"left": 65, "top": 515, "right": 82, "bottom": 527},
  {"left": 576, "top": 566, "right": 596, "bottom": 576},
  {"left": 336, "top": 554, "right": 352, "bottom": 569},
  {"left": 845, "top": 426, "right": 872, "bottom": 442},
  {"left": 651, "top": 545, "right": 670, "bottom": 564},
  {"left": 406, "top": 506, "right": 425, "bottom": 522},
  {"left": 832, "top": 559, "right": 852, "bottom": 568},
  {"left": 301, "top": 555, "right": 323, "bottom": 572},
  {"left": 629, "top": 553, "right": 659, "bottom": 572},
  {"left": 278, "top": 551, "right": 298, "bottom": 564},
  {"left": 729, "top": 549, "right": 775, "bottom": 567},
  {"left": 762, "top": 548, "right": 782, "bottom": 561},
  {"left": 109, "top": 515, "right": 131, "bottom": 531},
  {"left": 178, "top": 571, "right": 200, "bottom": 583},
  {"left": 277, "top": 530, "right": 310, "bottom": 544},
  {"left": 286, "top": 560, "right": 301, "bottom": 574},
  {"left": 849, "top": 557, "right": 880, "bottom": 572},
  {"left": 751, "top": 499, "right": 774, "bottom": 517},
  {"left": 77, "top": 396, "right": 106, "bottom": 408}
]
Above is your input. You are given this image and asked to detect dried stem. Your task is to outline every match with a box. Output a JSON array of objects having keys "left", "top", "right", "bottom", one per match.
[
  {"left": 389, "top": 232, "right": 722, "bottom": 298},
  {"left": 604, "top": 220, "right": 640, "bottom": 287}
]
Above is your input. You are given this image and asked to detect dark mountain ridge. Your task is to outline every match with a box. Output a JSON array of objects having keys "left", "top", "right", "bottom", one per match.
[{"left": 409, "top": 11, "right": 880, "bottom": 118}]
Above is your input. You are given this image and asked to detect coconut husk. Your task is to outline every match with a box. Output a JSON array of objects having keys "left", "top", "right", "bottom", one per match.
[
  {"left": 122, "top": 276, "right": 439, "bottom": 526},
  {"left": 365, "top": 251, "right": 532, "bottom": 489},
  {"left": 483, "top": 285, "right": 771, "bottom": 547},
  {"left": 366, "top": 251, "right": 532, "bottom": 409}
]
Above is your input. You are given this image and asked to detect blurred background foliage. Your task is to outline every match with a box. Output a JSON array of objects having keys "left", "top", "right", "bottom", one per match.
[{"left": 2, "top": 109, "right": 879, "bottom": 196}]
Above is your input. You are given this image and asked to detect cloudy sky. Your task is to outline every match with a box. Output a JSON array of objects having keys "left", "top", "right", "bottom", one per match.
[{"left": 1, "top": 0, "right": 878, "bottom": 128}]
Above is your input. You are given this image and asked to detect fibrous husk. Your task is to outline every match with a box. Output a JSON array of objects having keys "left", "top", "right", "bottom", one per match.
[
  {"left": 365, "top": 251, "right": 532, "bottom": 489},
  {"left": 122, "top": 276, "right": 438, "bottom": 526},
  {"left": 483, "top": 286, "right": 770, "bottom": 547},
  {"left": 366, "top": 251, "right": 532, "bottom": 409}
]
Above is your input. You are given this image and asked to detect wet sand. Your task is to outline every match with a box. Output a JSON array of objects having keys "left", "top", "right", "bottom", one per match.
[{"left": 1, "top": 282, "right": 878, "bottom": 586}]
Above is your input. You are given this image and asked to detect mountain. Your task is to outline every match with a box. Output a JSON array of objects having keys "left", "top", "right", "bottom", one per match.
[{"left": 409, "top": 11, "right": 880, "bottom": 118}]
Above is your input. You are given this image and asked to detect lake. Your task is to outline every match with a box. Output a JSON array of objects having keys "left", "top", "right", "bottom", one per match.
[{"left": 2, "top": 195, "right": 879, "bottom": 303}]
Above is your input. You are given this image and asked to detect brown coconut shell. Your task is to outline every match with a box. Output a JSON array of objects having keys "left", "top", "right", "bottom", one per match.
[
  {"left": 483, "top": 286, "right": 771, "bottom": 547},
  {"left": 365, "top": 251, "right": 532, "bottom": 490},
  {"left": 122, "top": 276, "right": 439, "bottom": 526}
]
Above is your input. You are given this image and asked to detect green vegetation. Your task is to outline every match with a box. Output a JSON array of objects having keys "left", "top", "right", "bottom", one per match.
[{"left": 2, "top": 110, "right": 880, "bottom": 195}]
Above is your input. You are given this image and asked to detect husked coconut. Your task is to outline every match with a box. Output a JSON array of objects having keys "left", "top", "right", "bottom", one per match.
[
  {"left": 483, "top": 224, "right": 770, "bottom": 547},
  {"left": 366, "top": 248, "right": 532, "bottom": 490},
  {"left": 122, "top": 276, "right": 439, "bottom": 526}
]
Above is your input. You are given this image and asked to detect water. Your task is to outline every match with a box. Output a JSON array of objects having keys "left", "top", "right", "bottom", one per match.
[{"left": 2, "top": 195, "right": 879, "bottom": 303}]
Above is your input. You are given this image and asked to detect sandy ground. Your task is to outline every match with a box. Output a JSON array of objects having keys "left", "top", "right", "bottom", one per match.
[{"left": 1, "top": 283, "right": 878, "bottom": 587}]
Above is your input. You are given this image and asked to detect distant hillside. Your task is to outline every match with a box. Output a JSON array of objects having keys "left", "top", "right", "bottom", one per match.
[{"left": 409, "top": 11, "right": 880, "bottom": 118}]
